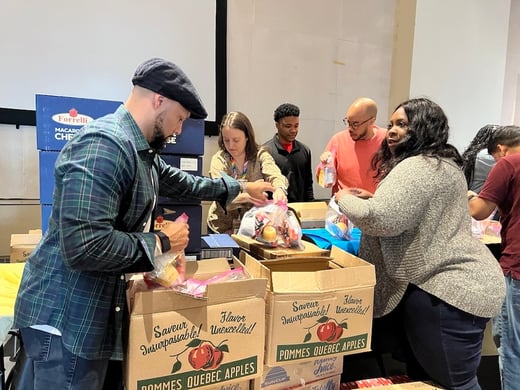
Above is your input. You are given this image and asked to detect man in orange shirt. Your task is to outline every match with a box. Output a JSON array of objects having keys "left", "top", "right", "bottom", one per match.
[{"left": 320, "top": 97, "right": 386, "bottom": 194}]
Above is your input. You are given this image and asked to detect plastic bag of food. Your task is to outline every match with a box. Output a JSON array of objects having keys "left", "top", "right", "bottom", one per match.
[
  {"left": 144, "top": 212, "right": 188, "bottom": 288},
  {"left": 237, "top": 201, "right": 303, "bottom": 249},
  {"left": 325, "top": 197, "right": 353, "bottom": 240}
]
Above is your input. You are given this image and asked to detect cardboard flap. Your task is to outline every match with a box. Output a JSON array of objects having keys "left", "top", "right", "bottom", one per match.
[
  {"left": 232, "top": 234, "right": 329, "bottom": 259},
  {"left": 288, "top": 201, "right": 328, "bottom": 220},
  {"left": 242, "top": 248, "right": 375, "bottom": 293},
  {"left": 206, "top": 278, "right": 267, "bottom": 304},
  {"left": 10, "top": 233, "right": 42, "bottom": 247},
  {"left": 128, "top": 257, "right": 268, "bottom": 315}
]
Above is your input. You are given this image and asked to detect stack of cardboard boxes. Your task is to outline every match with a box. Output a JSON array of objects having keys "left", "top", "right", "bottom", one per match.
[{"left": 124, "top": 239, "right": 378, "bottom": 389}]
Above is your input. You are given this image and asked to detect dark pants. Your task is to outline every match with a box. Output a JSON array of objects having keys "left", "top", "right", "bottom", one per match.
[
  {"left": 10, "top": 328, "right": 122, "bottom": 390},
  {"left": 372, "top": 285, "right": 488, "bottom": 390}
]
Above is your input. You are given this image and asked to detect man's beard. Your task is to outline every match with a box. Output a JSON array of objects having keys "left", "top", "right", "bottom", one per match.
[{"left": 149, "top": 114, "right": 168, "bottom": 152}]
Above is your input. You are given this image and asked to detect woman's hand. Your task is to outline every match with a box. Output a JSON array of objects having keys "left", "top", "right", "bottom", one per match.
[{"left": 272, "top": 187, "right": 287, "bottom": 203}]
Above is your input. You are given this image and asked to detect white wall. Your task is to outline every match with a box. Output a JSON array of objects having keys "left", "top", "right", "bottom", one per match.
[
  {"left": 502, "top": 0, "right": 520, "bottom": 124},
  {"left": 206, "top": 0, "right": 397, "bottom": 201},
  {"left": 410, "top": 0, "right": 511, "bottom": 151}
]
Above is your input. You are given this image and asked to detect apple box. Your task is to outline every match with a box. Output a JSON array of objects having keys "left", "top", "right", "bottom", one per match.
[
  {"left": 231, "top": 234, "right": 329, "bottom": 260},
  {"left": 295, "top": 374, "right": 341, "bottom": 390},
  {"left": 252, "top": 356, "right": 343, "bottom": 390},
  {"left": 125, "top": 258, "right": 268, "bottom": 390},
  {"left": 242, "top": 246, "right": 375, "bottom": 366}
]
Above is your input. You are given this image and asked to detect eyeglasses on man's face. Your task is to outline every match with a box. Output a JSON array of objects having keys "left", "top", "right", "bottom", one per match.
[{"left": 342, "top": 116, "right": 373, "bottom": 129}]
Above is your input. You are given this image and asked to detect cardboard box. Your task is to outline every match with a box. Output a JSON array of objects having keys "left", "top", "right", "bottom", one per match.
[
  {"left": 298, "top": 374, "right": 341, "bottom": 389},
  {"left": 231, "top": 234, "right": 329, "bottom": 260},
  {"left": 36, "top": 94, "right": 122, "bottom": 151},
  {"left": 288, "top": 202, "right": 328, "bottom": 229},
  {"left": 39, "top": 150, "right": 59, "bottom": 204},
  {"left": 41, "top": 204, "right": 52, "bottom": 233},
  {"left": 162, "top": 118, "right": 205, "bottom": 155},
  {"left": 206, "top": 381, "right": 251, "bottom": 390},
  {"left": 205, "top": 381, "right": 251, "bottom": 390},
  {"left": 125, "top": 258, "right": 268, "bottom": 390},
  {"left": 10, "top": 232, "right": 42, "bottom": 262},
  {"left": 242, "top": 246, "right": 375, "bottom": 366},
  {"left": 252, "top": 356, "right": 343, "bottom": 390}
]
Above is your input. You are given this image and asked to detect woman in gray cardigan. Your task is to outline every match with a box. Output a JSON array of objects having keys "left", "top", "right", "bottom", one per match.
[{"left": 335, "top": 98, "right": 505, "bottom": 390}]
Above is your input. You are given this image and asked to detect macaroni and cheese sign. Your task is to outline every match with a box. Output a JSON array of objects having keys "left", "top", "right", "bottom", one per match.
[{"left": 35, "top": 94, "right": 122, "bottom": 151}]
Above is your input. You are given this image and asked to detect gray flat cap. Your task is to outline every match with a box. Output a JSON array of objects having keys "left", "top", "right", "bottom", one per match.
[{"left": 132, "top": 58, "right": 208, "bottom": 119}]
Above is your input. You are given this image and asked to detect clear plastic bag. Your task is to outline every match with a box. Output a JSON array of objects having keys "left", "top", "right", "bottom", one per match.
[
  {"left": 325, "top": 197, "right": 353, "bottom": 240},
  {"left": 174, "top": 267, "right": 248, "bottom": 298},
  {"left": 143, "top": 212, "right": 188, "bottom": 288},
  {"left": 237, "top": 201, "right": 303, "bottom": 249},
  {"left": 316, "top": 147, "right": 337, "bottom": 188}
]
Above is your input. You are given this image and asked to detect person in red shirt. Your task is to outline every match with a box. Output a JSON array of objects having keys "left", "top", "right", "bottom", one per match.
[
  {"left": 319, "top": 97, "right": 386, "bottom": 195},
  {"left": 468, "top": 125, "right": 520, "bottom": 390}
]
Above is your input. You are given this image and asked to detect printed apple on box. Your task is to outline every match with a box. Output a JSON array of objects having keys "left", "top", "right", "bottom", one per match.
[
  {"left": 242, "top": 246, "right": 375, "bottom": 366},
  {"left": 125, "top": 258, "right": 268, "bottom": 390}
]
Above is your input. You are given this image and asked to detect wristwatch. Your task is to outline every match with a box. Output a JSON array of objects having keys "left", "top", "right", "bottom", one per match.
[{"left": 156, "top": 231, "right": 171, "bottom": 253}]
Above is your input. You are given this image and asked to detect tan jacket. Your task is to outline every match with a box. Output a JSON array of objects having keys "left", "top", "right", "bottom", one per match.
[{"left": 207, "top": 148, "right": 288, "bottom": 233}]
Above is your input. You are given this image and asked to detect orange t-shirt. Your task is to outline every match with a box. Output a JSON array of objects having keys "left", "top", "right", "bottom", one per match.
[{"left": 325, "top": 126, "right": 386, "bottom": 194}]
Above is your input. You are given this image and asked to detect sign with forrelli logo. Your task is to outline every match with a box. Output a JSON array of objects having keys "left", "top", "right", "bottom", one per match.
[{"left": 36, "top": 94, "right": 122, "bottom": 151}]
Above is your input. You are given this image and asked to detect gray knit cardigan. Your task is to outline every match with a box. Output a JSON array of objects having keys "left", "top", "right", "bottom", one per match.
[{"left": 337, "top": 156, "right": 505, "bottom": 318}]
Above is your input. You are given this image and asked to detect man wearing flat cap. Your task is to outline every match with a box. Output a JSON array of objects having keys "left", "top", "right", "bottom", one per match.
[{"left": 12, "top": 58, "right": 274, "bottom": 389}]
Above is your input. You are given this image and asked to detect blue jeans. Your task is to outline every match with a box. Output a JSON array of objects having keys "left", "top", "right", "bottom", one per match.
[
  {"left": 13, "top": 327, "right": 110, "bottom": 390},
  {"left": 495, "top": 275, "right": 520, "bottom": 390},
  {"left": 373, "top": 285, "right": 488, "bottom": 390}
]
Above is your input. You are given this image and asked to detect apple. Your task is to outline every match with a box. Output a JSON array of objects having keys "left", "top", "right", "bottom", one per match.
[
  {"left": 317, "top": 321, "right": 336, "bottom": 342},
  {"left": 330, "top": 324, "right": 343, "bottom": 342},
  {"left": 262, "top": 225, "right": 277, "bottom": 242},
  {"left": 317, "top": 320, "right": 343, "bottom": 343},
  {"left": 204, "top": 347, "right": 224, "bottom": 370},
  {"left": 188, "top": 343, "right": 214, "bottom": 369}
]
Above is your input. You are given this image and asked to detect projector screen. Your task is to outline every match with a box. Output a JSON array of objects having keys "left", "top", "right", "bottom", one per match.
[{"left": 0, "top": 0, "right": 225, "bottom": 133}]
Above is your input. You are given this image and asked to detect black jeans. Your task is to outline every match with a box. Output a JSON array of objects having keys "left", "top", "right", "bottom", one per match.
[{"left": 372, "top": 285, "right": 488, "bottom": 390}]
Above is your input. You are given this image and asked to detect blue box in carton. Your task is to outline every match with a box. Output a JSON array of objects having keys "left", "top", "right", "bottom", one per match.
[
  {"left": 41, "top": 204, "right": 52, "bottom": 233},
  {"left": 39, "top": 151, "right": 59, "bottom": 204},
  {"left": 160, "top": 154, "right": 203, "bottom": 176},
  {"left": 36, "top": 94, "right": 122, "bottom": 151},
  {"left": 158, "top": 154, "right": 204, "bottom": 204},
  {"left": 155, "top": 203, "right": 202, "bottom": 254},
  {"left": 162, "top": 118, "right": 204, "bottom": 155}
]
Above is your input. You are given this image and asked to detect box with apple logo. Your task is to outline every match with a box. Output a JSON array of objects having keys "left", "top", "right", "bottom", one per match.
[
  {"left": 252, "top": 356, "right": 343, "bottom": 390},
  {"left": 241, "top": 246, "right": 375, "bottom": 366},
  {"left": 125, "top": 258, "right": 268, "bottom": 390}
]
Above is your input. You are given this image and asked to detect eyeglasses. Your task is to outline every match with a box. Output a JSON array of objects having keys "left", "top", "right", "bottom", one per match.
[{"left": 342, "top": 116, "right": 373, "bottom": 129}]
